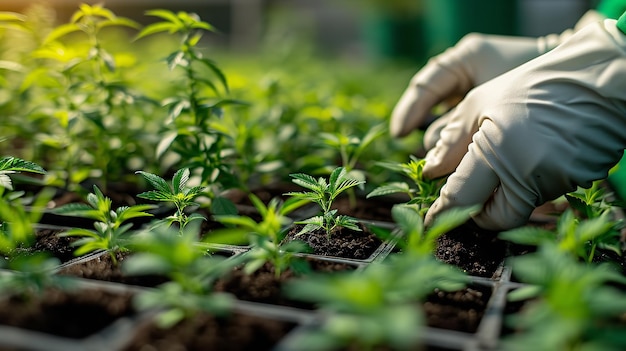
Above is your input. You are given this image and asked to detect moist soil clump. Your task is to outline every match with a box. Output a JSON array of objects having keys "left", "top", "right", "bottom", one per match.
[
  {"left": 285, "top": 223, "right": 382, "bottom": 260},
  {"left": 435, "top": 220, "right": 506, "bottom": 278}
]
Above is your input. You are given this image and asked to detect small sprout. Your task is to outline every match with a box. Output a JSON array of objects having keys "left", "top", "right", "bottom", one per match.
[
  {"left": 54, "top": 185, "right": 155, "bottom": 264},
  {"left": 136, "top": 168, "right": 206, "bottom": 235},
  {"left": 285, "top": 167, "right": 365, "bottom": 239},
  {"left": 123, "top": 222, "right": 241, "bottom": 328},
  {"left": 213, "top": 194, "right": 310, "bottom": 278},
  {"left": 391, "top": 203, "right": 477, "bottom": 257},
  {"left": 499, "top": 208, "right": 622, "bottom": 264},
  {"left": 368, "top": 156, "right": 444, "bottom": 216}
]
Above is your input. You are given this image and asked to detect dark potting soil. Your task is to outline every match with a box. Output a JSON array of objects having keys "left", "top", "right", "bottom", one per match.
[
  {"left": 0, "top": 287, "right": 135, "bottom": 338},
  {"left": 213, "top": 259, "right": 358, "bottom": 309},
  {"left": 284, "top": 223, "right": 383, "bottom": 260},
  {"left": 11, "top": 227, "right": 78, "bottom": 263},
  {"left": 57, "top": 251, "right": 170, "bottom": 288},
  {"left": 121, "top": 311, "right": 297, "bottom": 351},
  {"left": 435, "top": 220, "right": 506, "bottom": 278},
  {"left": 424, "top": 285, "right": 490, "bottom": 333}
]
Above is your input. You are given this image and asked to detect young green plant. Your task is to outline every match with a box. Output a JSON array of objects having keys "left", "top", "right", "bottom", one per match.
[
  {"left": 24, "top": 4, "right": 142, "bottom": 192},
  {"left": 0, "top": 156, "right": 48, "bottom": 254},
  {"left": 212, "top": 194, "right": 310, "bottom": 278},
  {"left": 499, "top": 208, "right": 622, "bottom": 264},
  {"left": 123, "top": 222, "right": 241, "bottom": 328},
  {"left": 283, "top": 256, "right": 468, "bottom": 351},
  {"left": 389, "top": 203, "right": 477, "bottom": 257},
  {"left": 0, "top": 185, "right": 73, "bottom": 297},
  {"left": 502, "top": 244, "right": 626, "bottom": 351},
  {"left": 136, "top": 168, "right": 225, "bottom": 235},
  {"left": 565, "top": 180, "right": 625, "bottom": 219},
  {"left": 135, "top": 9, "right": 245, "bottom": 199},
  {"left": 285, "top": 166, "right": 365, "bottom": 239},
  {"left": 53, "top": 185, "right": 155, "bottom": 264},
  {"left": 317, "top": 123, "right": 385, "bottom": 209},
  {"left": 367, "top": 156, "right": 445, "bottom": 216}
]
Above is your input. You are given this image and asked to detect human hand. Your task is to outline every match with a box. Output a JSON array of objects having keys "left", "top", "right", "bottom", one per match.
[
  {"left": 422, "top": 19, "right": 626, "bottom": 231},
  {"left": 390, "top": 10, "right": 605, "bottom": 138}
]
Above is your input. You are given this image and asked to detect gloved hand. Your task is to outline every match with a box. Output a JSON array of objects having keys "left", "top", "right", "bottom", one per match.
[
  {"left": 422, "top": 18, "right": 626, "bottom": 231},
  {"left": 390, "top": 10, "right": 605, "bottom": 139}
]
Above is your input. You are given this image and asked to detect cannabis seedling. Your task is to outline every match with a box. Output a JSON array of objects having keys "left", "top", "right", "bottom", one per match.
[
  {"left": 284, "top": 257, "right": 468, "bottom": 351},
  {"left": 565, "top": 180, "right": 624, "bottom": 219},
  {"left": 123, "top": 222, "right": 241, "bottom": 327},
  {"left": 499, "top": 208, "right": 622, "bottom": 264},
  {"left": 0, "top": 186, "right": 73, "bottom": 297},
  {"left": 285, "top": 167, "right": 365, "bottom": 238},
  {"left": 0, "top": 156, "right": 46, "bottom": 194},
  {"left": 502, "top": 244, "right": 626, "bottom": 351},
  {"left": 53, "top": 185, "right": 155, "bottom": 264},
  {"left": 390, "top": 203, "right": 477, "bottom": 257},
  {"left": 367, "top": 156, "right": 445, "bottom": 216},
  {"left": 0, "top": 157, "right": 48, "bottom": 254},
  {"left": 136, "top": 168, "right": 211, "bottom": 235},
  {"left": 212, "top": 194, "right": 310, "bottom": 278}
]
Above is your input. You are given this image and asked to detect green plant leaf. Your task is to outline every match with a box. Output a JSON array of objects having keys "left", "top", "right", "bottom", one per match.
[
  {"left": 135, "top": 22, "right": 176, "bottom": 40},
  {"left": 43, "top": 23, "right": 81, "bottom": 44},
  {"left": 499, "top": 226, "right": 555, "bottom": 246},
  {"left": 367, "top": 182, "right": 410, "bottom": 198},
  {"left": 211, "top": 196, "right": 238, "bottom": 216},
  {"left": 136, "top": 171, "right": 172, "bottom": 195}
]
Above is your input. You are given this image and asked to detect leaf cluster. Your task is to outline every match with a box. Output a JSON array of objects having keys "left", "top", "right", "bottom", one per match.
[
  {"left": 500, "top": 208, "right": 623, "bottom": 264},
  {"left": 286, "top": 167, "right": 365, "bottom": 238},
  {"left": 368, "top": 156, "right": 445, "bottom": 215},
  {"left": 123, "top": 222, "right": 241, "bottom": 328},
  {"left": 54, "top": 185, "right": 155, "bottom": 263},
  {"left": 136, "top": 168, "right": 210, "bottom": 234},
  {"left": 284, "top": 257, "right": 468, "bottom": 350},
  {"left": 213, "top": 194, "right": 310, "bottom": 278},
  {"left": 503, "top": 244, "right": 626, "bottom": 351}
]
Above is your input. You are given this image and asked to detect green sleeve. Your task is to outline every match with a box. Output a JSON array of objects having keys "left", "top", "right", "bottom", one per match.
[{"left": 596, "top": 0, "right": 626, "bottom": 19}]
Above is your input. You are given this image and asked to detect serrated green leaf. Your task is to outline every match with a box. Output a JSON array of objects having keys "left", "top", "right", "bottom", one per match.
[
  {"left": 289, "top": 173, "right": 321, "bottom": 191},
  {"left": 136, "top": 171, "right": 172, "bottom": 194},
  {"left": 367, "top": 183, "right": 410, "bottom": 198},
  {"left": 172, "top": 168, "right": 190, "bottom": 194},
  {"left": 136, "top": 190, "right": 174, "bottom": 202},
  {"left": 0, "top": 157, "right": 45, "bottom": 174}
]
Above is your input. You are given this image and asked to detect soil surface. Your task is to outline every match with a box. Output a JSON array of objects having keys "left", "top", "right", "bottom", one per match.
[
  {"left": 57, "top": 251, "right": 170, "bottom": 287},
  {"left": 10, "top": 226, "right": 78, "bottom": 263},
  {"left": 424, "top": 284, "right": 490, "bottom": 332},
  {"left": 121, "top": 311, "right": 297, "bottom": 351},
  {"left": 284, "top": 223, "right": 384, "bottom": 260},
  {"left": 0, "top": 287, "right": 136, "bottom": 338},
  {"left": 435, "top": 220, "right": 506, "bottom": 278},
  {"left": 213, "top": 259, "right": 358, "bottom": 309}
]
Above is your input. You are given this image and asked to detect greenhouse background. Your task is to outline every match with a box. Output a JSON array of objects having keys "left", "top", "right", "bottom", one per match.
[{"left": 2, "top": 0, "right": 594, "bottom": 63}]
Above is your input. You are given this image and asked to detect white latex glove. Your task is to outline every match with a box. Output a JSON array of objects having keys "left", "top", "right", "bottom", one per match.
[
  {"left": 390, "top": 10, "right": 605, "bottom": 138},
  {"left": 423, "top": 19, "right": 626, "bottom": 231}
]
